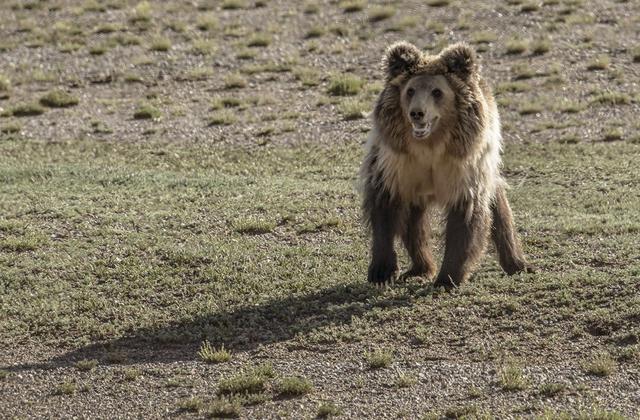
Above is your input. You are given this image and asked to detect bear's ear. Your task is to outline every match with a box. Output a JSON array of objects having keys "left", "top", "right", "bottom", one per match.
[
  {"left": 440, "top": 43, "right": 478, "bottom": 80},
  {"left": 384, "top": 41, "right": 421, "bottom": 79}
]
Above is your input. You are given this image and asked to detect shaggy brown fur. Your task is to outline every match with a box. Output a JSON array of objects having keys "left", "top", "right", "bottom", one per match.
[{"left": 361, "top": 41, "right": 532, "bottom": 289}]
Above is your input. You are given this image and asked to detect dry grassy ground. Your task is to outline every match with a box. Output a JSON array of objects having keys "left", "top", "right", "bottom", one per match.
[{"left": 1, "top": 0, "right": 639, "bottom": 419}]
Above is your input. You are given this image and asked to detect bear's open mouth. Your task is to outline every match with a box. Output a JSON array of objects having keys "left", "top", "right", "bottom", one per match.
[{"left": 412, "top": 118, "right": 438, "bottom": 139}]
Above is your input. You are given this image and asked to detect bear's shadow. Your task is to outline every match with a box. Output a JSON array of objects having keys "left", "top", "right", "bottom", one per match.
[{"left": 6, "top": 281, "right": 432, "bottom": 371}]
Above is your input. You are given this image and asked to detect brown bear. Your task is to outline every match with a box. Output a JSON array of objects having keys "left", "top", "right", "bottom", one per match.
[{"left": 360, "top": 41, "right": 533, "bottom": 289}]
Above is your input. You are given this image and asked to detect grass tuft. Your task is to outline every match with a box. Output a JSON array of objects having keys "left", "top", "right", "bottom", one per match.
[
  {"left": 198, "top": 341, "right": 231, "bottom": 363},
  {"left": 149, "top": 36, "right": 171, "bottom": 52},
  {"left": 505, "top": 38, "right": 528, "bottom": 54},
  {"left": 40, "top": 90, "right": 79, "bottom": 108},
  {"left": 277, "top": 376, "right": 313, "bottom": 397},
  {"left": 340, "top": 0, "right": 365, "bottom": 12},
  {"left": 178, "top": 397, "right": 205, "bottom": 413},
  {"left": 133, "top": 103, "right": 161, "bottom": 119},
  {"left": 589, "top": 92, "right": 631, "bottom": 106},
  {"left": 207, "top": 397, "right": 241, "bottom": 418},
  {"left": 224, "top": 73, "right": 248, "bottom": 89},
  {"left": 426, "top": 0, "right": 450, "bottom": 6},
  {"left": 10, "top": 103, "right": 45, "bottom": 117},
  {"left": 233, "top": 218, "right": 276, "bottom": 234},
  {"left": 338, "top": 99, "right": 367, "bottom": 120},
  {"left": 498, "top": 362, "right": 528, "bottom": 391},
  {"left": 539, "top": 382, "right": 566, "bottom": 397},
  {"left": 317, "top": 402, "right": 342, "bottom": 417},
  {"left": 365, "top": 349, "right": 393, "bottom": 369},
  {"left": 218, "top": 363, "right": 274, "bottom": 395},
  {"left": 587, "top": 54, "right": 610, "bottom": 71},
  {"left": 75, "top": 359, "right": 98, "bottom": 372},
  {"left": 394, "top": 373, "right": 418, "bottom": 388},
  {"left": 246, "top": 33, "right": 271, "bottom": 48},
  {"left": 327, "top": 74, "right": 364, "bottom": 96},
  {"left": 208, "top": 110, "right": 237, "bottom": 126},
  {"left": 584, "top": 353, "right": 616, "bottom": 377},
  {"left": 368, "top": 6, "right": 395, "bottom": 22}
]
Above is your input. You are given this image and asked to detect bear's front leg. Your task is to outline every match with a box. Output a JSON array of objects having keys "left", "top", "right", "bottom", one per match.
[
  {"left": 434, "top": 200, "right": 490, "bottom": 290},
  {"left": 364, "top": 185, "right": 400, "bottom": 285},
  {"left": 400, "top": 204, "right": 436, "bottom": 280}
]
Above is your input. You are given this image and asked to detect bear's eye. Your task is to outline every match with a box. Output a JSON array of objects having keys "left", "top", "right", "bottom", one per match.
[
  {"left": 432, "top": 88, "right": 443, "bottom": 99},
  {"left": 406, "top": 87, "right": 415, "bottom": 97}
]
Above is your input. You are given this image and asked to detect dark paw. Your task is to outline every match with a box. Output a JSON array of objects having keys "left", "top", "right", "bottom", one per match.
[
  {"left": 433, "top": 274, "right": 460, "bottom": 291},
  {"left": 503, "top": 260, "right": 536, "bottom": 275},
  {"left": 400, "top": 265, "right": 436, "bottom": 281},
  {"left": 367, "top": 260, "right": 398, "bottom": 286}
]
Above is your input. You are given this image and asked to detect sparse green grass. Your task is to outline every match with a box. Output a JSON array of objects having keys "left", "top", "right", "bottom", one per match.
[
  {"left": 129, "top": 1, "right": 152, "bottom": 23},
  {"left": 495, "top": 81, "right": 531, "bottom": 94},
  {"left": 498, "top": 362, "right": 528, "bottom": 391},
  {"left": 1, "top": 123, "right": 21, "bottom": 134},
  {"left": 340, "top": 0, "right": 365, "bottom": 13},
  {"left": 224, "top": 73, "right": 248, "bottom": 89},
  {"left": 75, "top": 359, "right": 98, "bottom": 372},
  {"left": 539, "top": 408, "right": 625, "bottom": 420},
  {"left": 471, "top": 31, "right": 497, "bottom": 44},
  {"left": 198, "top": 340, "right": 231, "bottom": 363},
  {"left": 505, "top": 38, "right": 528, "bottom": 55},
  {"left": 587, "top": 54, "right": 610, "bottom": 71},
  {"left": 317, "top": 402, "right": 342, "bottom": 417},
  {"left": 133, "top": 103, "right": 161, "bottom": 119},
  {"left": 394, "top": 373, "right": 417, "bottom": 388},
  {"left": 277, "top": 376, "right": 313, "bottom": 396},
  {"left": 589, "top": 91, "right": 631, "bottom": 106},
  {"left": 327, "top": 74, "right": 364, "bottom": 96},
  {"left": 520, "top": 1, "right": 540, "bottom": 12},
  {"left": 218, "top": 363, "right": 274, "bottom": 395},
  {"left": 539, "top": 382, "right": 566, "bottom": 397},
  {"left": 222, "top": 0, "right": 246, "bottom": 10},
  {"left": 294, "top": 67, "right": 320, "bottom": 87},
  {"left": 584, "top": 353, "right": 616, "bottom": 377},
  {"left": 123, "top": 368, "right": 141, "bottom": 381},
  {"left": 178, "top": 396, "right": 205, "bottom": 413},
  {"left": 246, "top": 33, "right": 271, "bottom": 47},
  {"left": 233, "top": 218, "right": 276, "bottom": 234},
  {"left": 88, "top": 44, "right": 109, "bottom": 55},
  {"left": 0, "top": 75, "right": 10, "bottom": 96},
  {"left": 518, "top": 102, "right": 544, "bottom": 115},
  {"left": 368, "top": 6, "right": 395, "bottom": 22},
  {"left": 0, "top": 370, "right": 8, "bottom": 380},
  {"left": 305, "top": 26, "right": 325, "bottom": 39},
  {"left": 603, "top": 128, "right": 623, "bottom": 142},
  {"left": 40, "top": 90, "right": 79, "bottom": 108},
  {"left": 54, "top": 380, "right": 76, "bottom": 395},
  {"left": 338, "top": 99, "right": 367, "bottom": 120},
  {"left": 8, "top": 103, "right": 45, "bottom": 117},
  {"left": 196, "top": 14, "right": 218, "bottom": 31},
  {"left": 149, "top": 36, "right": 171, "bottom": 52},
  {"left": 208, "top": 110, "right": 237, "bottom": 126},
  {"left": 191, "top": 39, "right": 216, "bottom": 55},
  {"left": 512, "top": 63, "right": 536, "bottom": 80},
  {"left": 531, "top": 38, "right": 551, "bottom": 55},
  {"left": 207, "top": 397, "right": 241, "bottom": 418},
  {"left": 426, "top": 0, "right": 450, "bottom": 6},
  {"left": 558, "top": 101, "right": 583, "bottom": 113},
  {"left": 365, "top": 349, "right": 393, "bottom": 369}
]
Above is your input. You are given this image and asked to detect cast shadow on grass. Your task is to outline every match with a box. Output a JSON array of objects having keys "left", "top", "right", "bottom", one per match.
[{"left": 6, "top": 281, "right": 433, "bottom": 371}]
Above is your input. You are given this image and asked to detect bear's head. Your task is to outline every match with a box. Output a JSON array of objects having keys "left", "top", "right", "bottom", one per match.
[{"left": 376, "top": 41, "right": 484, "bottom": 148}]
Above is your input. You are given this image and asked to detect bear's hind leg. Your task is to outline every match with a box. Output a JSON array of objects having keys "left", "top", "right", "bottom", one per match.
[
  {"left": 401, "top": 204, "right": 436, "bottom": 280},
  {"left": 491, "top": 185, "right": 534, "bottom": 275},
  {"left": 434, "top": 200, "right": 490, "bottom": 290}
]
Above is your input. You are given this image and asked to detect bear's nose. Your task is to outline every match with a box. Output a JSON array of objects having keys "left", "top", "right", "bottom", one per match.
[{"left": 409, "top": 110, "right": 424, "bottom": 121}]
